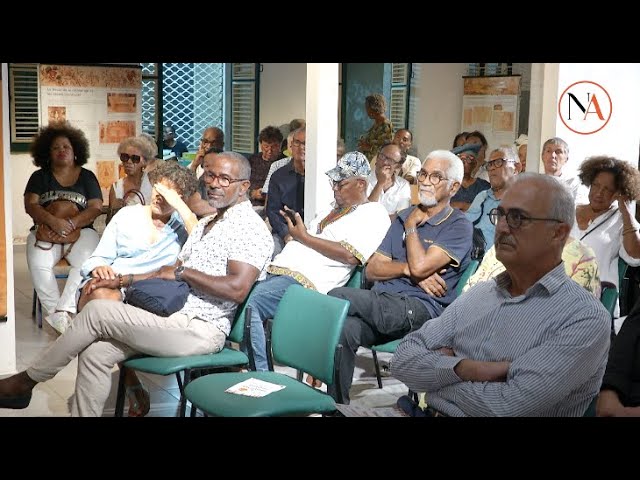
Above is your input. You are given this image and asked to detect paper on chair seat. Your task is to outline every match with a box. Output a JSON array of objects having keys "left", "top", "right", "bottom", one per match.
[{"left": 225, "top": 378, "right": 286, "bottom": 397}]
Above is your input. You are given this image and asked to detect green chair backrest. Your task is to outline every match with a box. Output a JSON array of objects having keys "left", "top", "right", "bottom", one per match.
[
  {"left": 271, "top": 285, "right": 349, "bottom": 386},
  {"left": 345, "top": 265, "right": 364, "bottom": 289},
  {"left": 619, "top": 258, "right": 629, "bottom": 288},
  {"left": 456, "top": 259, "right": 480, "bottom": 296},
  {"left": 227, "top": 285, "right": 256, "bottom": 344},
  {"left": 600, "top": 284, "right": 618, "bottom": 318}
]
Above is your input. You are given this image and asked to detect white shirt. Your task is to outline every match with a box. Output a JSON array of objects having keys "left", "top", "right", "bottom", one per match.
[
  {"left": 112, "top": 172, "right": 153, "bottom": 204},
  {"left": 262, "top": 157, "right": 292, "bottom": 194},
  {"left": 401, "top": 154, "right": 422, "bottom": 179},
  {"left": 269, "top": 202, "right": 391, "bottom": 294},
  {"left": 178, "top": 200, "right": 274, "bottom": 334},
  {"left": 557, "top": 170, "right": 589, "bottom": 206},
  {"left": 366, "top": 172, "right": 412, "bottom": 214}
]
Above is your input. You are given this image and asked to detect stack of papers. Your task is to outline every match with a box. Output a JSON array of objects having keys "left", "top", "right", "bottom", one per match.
[{"left": 225, "top": 378, "right": 286, "bottom": 398}]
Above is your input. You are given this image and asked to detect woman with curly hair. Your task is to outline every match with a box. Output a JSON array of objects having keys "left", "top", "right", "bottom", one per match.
[
  {"left": 358, "top": 93, "right": 393, "bottom": 163},
  {"left": 24, "top": 122, "right": 103, "bottom": 334},
  {"left": 77, "top": 160, "right": 198, "bottom": 416},
  {"left": 573, "top": 155, "right": 640, "bottom": 315}
]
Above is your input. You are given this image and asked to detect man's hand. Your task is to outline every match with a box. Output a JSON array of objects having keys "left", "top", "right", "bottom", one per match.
[
  {"left": 376, "top": 164, "right": 394, "bottom": 188},
  {"left": 417, "top": 269, "right": 447, "bottom": 297},
  {"left": 280, "top": 207, "right": 307, "bottom": 242},
  {"left": 405, "top": 205, "right": 428, "bottom": 229},
  {"left": 91, "top": 265, "right": 117, "bottom": 280},
  {"left": 155, "top": 265, "right": 177, "bottom": 281},
  {"left": 84, "top": 276, "right": 119, "bottom": 294},
  {"left": 438, "top": 347, "right": 455, "bottom": 356}
]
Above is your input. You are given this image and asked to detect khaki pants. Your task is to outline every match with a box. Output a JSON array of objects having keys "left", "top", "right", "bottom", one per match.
[{"left": 27, "top": 299, "right": 226, "bottom": 417}]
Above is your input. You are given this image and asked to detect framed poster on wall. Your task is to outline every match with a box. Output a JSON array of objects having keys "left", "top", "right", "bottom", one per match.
[
  {"left": 461, "top": 76, "right": 521, "bottom": 151},
  {"left": 38, "top": 64, "right": 142, "bottom": 201}
]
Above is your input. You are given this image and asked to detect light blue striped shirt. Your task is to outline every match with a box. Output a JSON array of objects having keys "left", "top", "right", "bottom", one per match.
[
  {"left": 80, "top": 205, "right": 187, "bottom": 280},
  {"left": 391, "top": 263, "right": 610, "bottom": 416}
]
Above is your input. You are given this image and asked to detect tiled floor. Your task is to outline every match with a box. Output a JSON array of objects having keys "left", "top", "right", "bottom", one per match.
[{"left": 2, "top": 244, "right": 406, "bottom": 417}]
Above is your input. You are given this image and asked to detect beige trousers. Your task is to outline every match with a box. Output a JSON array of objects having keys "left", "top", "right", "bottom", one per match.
[{"left": 27, "top": 299, "right": 226, "bottom": 417}]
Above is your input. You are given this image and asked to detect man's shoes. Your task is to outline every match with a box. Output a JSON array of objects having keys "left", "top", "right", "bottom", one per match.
[
  {"left": 44, "top": 311, "right": 72, "bottom": 334},
  {"left": 0, "top": 392, "right": 32, "bottom": 410}
]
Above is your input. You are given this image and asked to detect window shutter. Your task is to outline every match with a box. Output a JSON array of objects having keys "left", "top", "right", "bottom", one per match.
[
  {"left": 9, "top": 63, "right": 40, "bottom": 149},
  {"left": 231, "top": 63, "right": 258, "bottom": 155},
  {"left": 390, "top": 63, "right": 410, "bottom": 131}
]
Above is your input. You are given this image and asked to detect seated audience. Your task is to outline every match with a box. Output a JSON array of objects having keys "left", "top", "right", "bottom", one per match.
[
  {"left": 247, "top": 151, "right": 390, "bottom": 373},
  {"left": 367, "top": 143, "right": 411, "bottom": 218},
  {"left": 188, "top": 127, "right": 224, "bottom": 178},
  {"left": 187, "top": 148, "right": 222, "bottom": 219},
  {"left": 392, "top": 173, "right": 610, "bottom": 416},
  {"left": 162, "top": 125, "right": 189, "bottom": 158},
  {"left": 328, "top": 150, "right": 472, "bottom": 404},
  {"left": 467, "top": 130, "right": 489, "bottom": 182},
  {"left": 0, "top": 152, "right": 274, "bottom": 416},
  {"left": 370, "top": 129, "right": 421, "bottom": 184},
  {"left": 450, "top": 143, "right": 490, "bottom": 212},
  {"left": 247, "top": 126, "right": 284, "bottom": 209},
  {"left": 541, "top": 137, "right": 588, "bottom": 205}
]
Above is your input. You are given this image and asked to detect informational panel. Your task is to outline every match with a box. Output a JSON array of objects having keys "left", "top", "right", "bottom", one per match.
[
  {"left": 39, "top": 64, "right": 142, "bottom": 201},
  {"left": 0, "top": 75, "right": 6, "bottom": 321},
  {"left": 462, "top": 76, "right": 521, "bottom": 150}
]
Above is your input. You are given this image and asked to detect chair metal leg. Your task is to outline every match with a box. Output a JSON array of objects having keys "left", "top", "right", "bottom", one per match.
[
  {"left": 32, "top": 289, "right": 36, "bottom": 319},
  {"left": 114, "top": 367, "right": 127, "bottom": 417},
  {"left": 372, "top": 350, "right": 383, "bottom": 388},
  {"left": 177, "top": 369, "right": 191, "bottom": 417},
  {"left": 36, "top": 296, "right": 43, "bottom": 329}
]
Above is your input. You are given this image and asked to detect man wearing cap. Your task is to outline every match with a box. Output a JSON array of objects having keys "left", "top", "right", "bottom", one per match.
[
  {"left": 245, "top": 151, "right": 391, "bottom": 372},
  {"left": 328, "top": 150, "right": 473, "bottom": 404},
  {"left": 367, "top": 142, "right": 412, "bottom": 219},
  {"left": 450, "top": 143, "right": 491, "bottom": 212}
]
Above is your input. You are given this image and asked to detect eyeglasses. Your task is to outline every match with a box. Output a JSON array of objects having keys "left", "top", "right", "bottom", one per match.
[
  {"left": 417, "top": 170, "right": 448, "bottom": 185},
  {"left": 120, "top": 153, "right": 142, "bottom": 164},
  {"left": 483, "top": 158, "right": 515, "bottom": 170},
  {"left": 200, "top": 138, "right": 218, "bottom": 145},
  {"left": 377, "top": 151, "right": 402, "bottom": 165},
  {"left": 330, "top": 178, "right": 353, "bottom": 190},
  {"left": 488, "top": 207, "right": 562, "bottom": 230},
  {"left": 203, "top": 171, "right": 247, "bottom": 188},
  {"left": 292, "top": 139, "right": 306, "bottom": 148}
]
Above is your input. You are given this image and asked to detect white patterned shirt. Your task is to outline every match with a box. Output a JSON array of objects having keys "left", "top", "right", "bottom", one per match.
[
  {"left": 178, "top": 200, "right": 274, "bottom": 335},
  {"left": 262, "top": 157, "right": 292, "bottom": 194}
]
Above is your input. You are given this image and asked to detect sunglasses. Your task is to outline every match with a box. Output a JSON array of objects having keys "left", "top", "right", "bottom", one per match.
[{"left": 120, "top": 153, "right": 143, "bottom": 164}]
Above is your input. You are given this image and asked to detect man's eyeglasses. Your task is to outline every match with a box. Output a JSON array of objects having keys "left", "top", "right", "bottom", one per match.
[
  {"left": 483, "top": 158, "right": 516, "bottom": 170},
  {"left": 200, "top": 138, "right": 217, "bottom": 145},
  {"left": 330, "top": 178, "right": 353, "bottom": 190},
  {"left": 488, "top": 207, "right": 562, "bottom": 230},
  {"left": 120, "top": 153, "right": 142, "bottom": 164},
  {"left": 417, "top": 170, "right": 448, "bottom": 185},
  {"left": 203, "top": 171, "right": 247, "bottom": 188},
  {"left": 378, "top": 151, "right": 402, "bottom": 165},
  {"left": 292, "top": 139, "right": 306, "bottom": 148}
]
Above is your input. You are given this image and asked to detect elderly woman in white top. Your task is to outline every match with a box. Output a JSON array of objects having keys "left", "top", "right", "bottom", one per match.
[{"left": 572, "top": 155, "right": 640, "bottom": 316}]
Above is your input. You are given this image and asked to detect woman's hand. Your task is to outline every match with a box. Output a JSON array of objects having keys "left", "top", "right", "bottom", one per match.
[
  {"left": 48, "top": 217, "right": 72, "bottom": 237},
  {"left": 91, "top": 265, "right": 117, "bottom": 280},
  {"left": 154, "top": 183, "right": 186, "bottom": 210}
]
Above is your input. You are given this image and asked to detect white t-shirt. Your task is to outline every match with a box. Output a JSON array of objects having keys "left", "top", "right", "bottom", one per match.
[
  {"left": 366, "top": 172, "right": 412, "bottom": 214},
  {"left": 112, "top": 172, "right": 153, "bottom": 204},
  {"left": 269, "top": 202, "right": 391, "bottom": 294}
]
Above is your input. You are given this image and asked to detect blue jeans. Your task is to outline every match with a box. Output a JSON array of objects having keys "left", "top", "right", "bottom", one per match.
[{"left": 246, "top": 274, "right": 299, "bottom": 371}]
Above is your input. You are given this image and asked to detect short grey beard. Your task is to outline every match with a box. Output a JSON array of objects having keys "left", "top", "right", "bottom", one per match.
[{"left": 419, "top": 192, "right": 437, "bottom": 207}]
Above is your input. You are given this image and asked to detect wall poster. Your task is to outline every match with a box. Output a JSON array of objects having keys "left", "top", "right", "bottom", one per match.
[
  {"left": 39, "top": 64, "right": 143, "bottom": 201},
  {"left": 461, "top": 76, "right": 521, "bottom": 151}
]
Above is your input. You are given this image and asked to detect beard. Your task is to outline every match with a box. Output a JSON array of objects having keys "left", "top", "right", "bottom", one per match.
[{"left": 419, "top": 191, "right": 437, "bottom": 207}]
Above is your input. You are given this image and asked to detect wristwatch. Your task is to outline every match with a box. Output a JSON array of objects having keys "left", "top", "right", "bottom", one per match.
[
  {"left": 174, "top": 265, "right": 185, "bottom": 281},
  {"left": 405, "top": 226, "right": 418, "bottom": 236}
]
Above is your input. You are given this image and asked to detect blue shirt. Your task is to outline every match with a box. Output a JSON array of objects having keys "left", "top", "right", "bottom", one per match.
[
  {"left": 373, "top": 206, "right": 473, "bottom": 317},
  {"left": 465, "top": 189, "right": 501, "bottom": 250},
  {"left": 266, "top": 162, "right": 305, "bottom": 240},
  {"left": 80, "top": 205, "right": 188, "bottom": 280},
  {"left": 451, "top": 178, "right": 490, "bottom": 205}
]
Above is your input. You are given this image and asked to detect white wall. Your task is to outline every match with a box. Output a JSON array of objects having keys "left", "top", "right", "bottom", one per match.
[
  {"left": 12, "top": 154, "right": 38, "bottom": 243},
  {"left": 259, "top": 63, "right": 307, "bottom": 131},
  {"left": 410, "top": 63, "right": 468, "bottom": 161},
  {"left": 1, "top": 63, "right": 16, "bottom": 374}
]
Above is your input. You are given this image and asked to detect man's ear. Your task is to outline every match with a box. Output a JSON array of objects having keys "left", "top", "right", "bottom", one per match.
[{"left": 449, "top": 181, "right": 461, "bottom": 197}]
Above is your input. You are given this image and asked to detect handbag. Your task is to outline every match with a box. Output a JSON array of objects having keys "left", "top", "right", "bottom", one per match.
[
  {"left": 106, "top": 188, "right": 145, "bottom": 225},
  {"left": 124, "top": 278, "right": 190, "bottom": 317},
  {"left": 35, "top": 200, "right": 81, "bottom": 246}
]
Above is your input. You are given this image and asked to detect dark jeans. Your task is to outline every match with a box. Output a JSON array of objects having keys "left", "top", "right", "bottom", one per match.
[{"left": 326, "top": 287, "right": 432, "bottom": 404}]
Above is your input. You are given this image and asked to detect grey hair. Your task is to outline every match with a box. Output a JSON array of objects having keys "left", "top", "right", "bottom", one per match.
[
  {"left": 507, "top": 172, "right": 575, "bottom": 229},
  {"left": 423, "top": 149, "right": 464, "bottom": 185},
  {"left": 217, "top": 151, "right": 251, "bottom": 180},
  {"left": 117, "top": 135, "right": 157, "bottom": 162},
  {"left": 542, "top": 137, "right": 569, "bottom": 154},
  {"left": 490, "top": 146, "right": 520, "bottom": 165}
]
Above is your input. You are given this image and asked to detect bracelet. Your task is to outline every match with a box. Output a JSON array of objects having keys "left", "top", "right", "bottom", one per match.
[
  {"left": 118, "top": 274, "right": 124, "bottom": 289},
  {"left": 67, "top": 218, "right": 76, "bottom": 231},
  {"left": 405, "top": 226, "right": 418, "bottom": 236}
]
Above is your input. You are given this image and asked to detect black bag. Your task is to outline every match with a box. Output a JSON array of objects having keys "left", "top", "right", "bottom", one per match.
[
  {"left": 470, "top": 201, "right": 486, "bottom": 261},
  {"left": 124, "top": 278, "right": 190, "bottom": 317}
]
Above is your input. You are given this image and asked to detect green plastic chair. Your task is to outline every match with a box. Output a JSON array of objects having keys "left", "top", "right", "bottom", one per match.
[
  {"left": 345, "top": 265, "right": 364, "bottom": 289},
  {"left": 114, "top": 286, "right": 256, "bottom": 417},
  {"left": 183, "top": 285, "right": 350, "bottom": 417},
  {"left": 371, "top": 259, "right": 480, "bottom": 388}
]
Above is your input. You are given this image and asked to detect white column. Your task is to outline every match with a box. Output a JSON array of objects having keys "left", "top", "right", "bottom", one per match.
[
  {"left": 527, "top": 63, "right": 560, "bottom": 172},
  {"left": 304, "top": 63, "right": 339, "bottom": 222}
]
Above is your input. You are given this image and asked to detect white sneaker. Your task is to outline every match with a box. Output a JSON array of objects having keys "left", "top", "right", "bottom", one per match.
[{"left": 44, "top": 311, "right": 72, "bottom": 334}]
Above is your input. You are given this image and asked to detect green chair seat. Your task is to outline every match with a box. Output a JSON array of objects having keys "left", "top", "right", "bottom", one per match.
[
  {"left": 371, "top": 339, "right": 402, "bottom": 354},
  {"left": 123, "top": 349, "right": 249, "bottom": 376},
  {"left": 185, "top": 371, "right": 336, "bottom": 417}
]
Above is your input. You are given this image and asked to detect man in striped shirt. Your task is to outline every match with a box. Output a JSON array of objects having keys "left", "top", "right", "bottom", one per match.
[{"left": 392, "top": 173, "right": 610, "bottom": 416}]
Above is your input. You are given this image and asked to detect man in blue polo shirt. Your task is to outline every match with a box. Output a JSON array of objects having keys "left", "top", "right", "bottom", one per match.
[{"left": 328, "top": 149, "right": 473, "bottom": 404}]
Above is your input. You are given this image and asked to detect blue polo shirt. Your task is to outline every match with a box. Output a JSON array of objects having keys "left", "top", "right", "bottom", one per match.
[
  {"left": 465, "top": 189, "right": 500, "bottom": 250},
  {"left": 373, "top": 205, "right": 473, "bottom": 317}
]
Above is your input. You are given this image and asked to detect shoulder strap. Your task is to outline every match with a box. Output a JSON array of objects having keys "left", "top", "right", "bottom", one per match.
[
  {"left": 472, "top": 197, "right": 486, "bottom": 226},
  {"left": 580, "top": 208, "right": 618, "bottom": 242}
]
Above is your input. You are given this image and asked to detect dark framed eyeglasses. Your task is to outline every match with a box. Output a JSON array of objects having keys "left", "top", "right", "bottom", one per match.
[
  {"left": 417, "top": 170, "right": 448, "bottom": 185},
  {"left": 120, "top": 153, "right": 142, "bottom": 164},
  {"left": 200, "top": 138, "right": 216, "bottom": 145},
  {"left": 488, "top": 207, "right": 563, "bottom": 230},
  {"left": 292, "top": 139, "right": 306, "bottom": 148},
  {"left": 329, "top": 178, "right": 354, "bottom": 190},
  {"left": 483, "top": 158, "right": 515, "bottom": 170},
  {"left": 203, "top": 171, "right": 247, "bottom": 188},
  {"left": 377, "top": 151, "right": 402, "bottom": 165}
]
